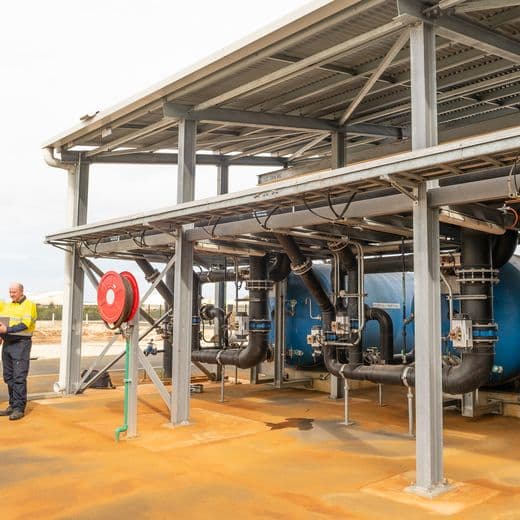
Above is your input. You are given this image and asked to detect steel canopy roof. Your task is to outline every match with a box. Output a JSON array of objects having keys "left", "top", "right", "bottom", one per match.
[{"left": 43, "top": 0, "right": 520, "bottom": 168}]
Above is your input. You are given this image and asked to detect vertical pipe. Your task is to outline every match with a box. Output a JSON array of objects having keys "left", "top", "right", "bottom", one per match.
[
  {"left": 341, "top": 376, "right": 354, "bottom": 426},
  {"left": 220, "top": 364, "right": 226, "bottom": 403},
  {"left": 407, "top": 386, "right": 414, "bottom": 438},
  {"left": 330, "top": 131, "right": 346, "bottom": 399},
  {"left": 274, "top": 280, "right": 287, "bottom": 389},
  {"left": 215, "top": 162, "right": 229, "bottom": 382}
]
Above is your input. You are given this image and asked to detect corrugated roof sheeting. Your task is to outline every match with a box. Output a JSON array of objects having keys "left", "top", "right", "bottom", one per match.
[{"left": 52, "top": 1, "right": 520, "bottom": 165}]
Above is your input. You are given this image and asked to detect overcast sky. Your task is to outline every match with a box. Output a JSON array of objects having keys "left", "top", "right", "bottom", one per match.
[{"left": 0, "top": 0, "right": 310, "bottom": 302}]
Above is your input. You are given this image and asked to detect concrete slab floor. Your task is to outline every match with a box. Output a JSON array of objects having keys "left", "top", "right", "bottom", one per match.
[{"left": 1, "top": 382, "right": 519, "bottom": 519}]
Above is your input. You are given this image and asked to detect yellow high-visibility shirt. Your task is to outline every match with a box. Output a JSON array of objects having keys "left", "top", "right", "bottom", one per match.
[{"left": 2, "top": 297, "right": 37, "bottom": 336}]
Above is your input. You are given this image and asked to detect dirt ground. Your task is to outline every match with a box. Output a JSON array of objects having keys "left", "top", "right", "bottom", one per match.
[{"left": 34, "top": 320, "right": 124, "bottom": 343}]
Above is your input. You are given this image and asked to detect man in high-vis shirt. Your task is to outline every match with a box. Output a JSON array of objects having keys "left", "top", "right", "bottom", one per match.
[{"left": 0, "top": 283, "right": 37, "bottom": 420}]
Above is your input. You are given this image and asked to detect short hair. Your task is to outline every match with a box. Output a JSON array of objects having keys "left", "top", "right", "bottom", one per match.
[{"left": 10, "top": 282, "right": 24, "bottom": 292}]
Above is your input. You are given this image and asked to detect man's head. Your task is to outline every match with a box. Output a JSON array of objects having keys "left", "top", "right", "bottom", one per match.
[{"left": 9, "top": 283, "right": 24, "bottom": 303}]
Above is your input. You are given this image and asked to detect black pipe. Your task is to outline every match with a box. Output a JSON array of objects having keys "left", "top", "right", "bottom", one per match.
[
  {"left": 268, "top": 253, "right": 291, "bottom": 282},
  {"left": 136, "top": 259, "right": 174, "bottom": 302},
  {"left": 200, "top": 303, "right": 226, "bottom": 348},
  {"left": 320, "top": 229, "right": 496, "bottom": 394},
  {"left": 277, "top": 234, "right": 334, "bottom": 331},
  {"left": 365, "top": 255, "right": 414, "bottom": 273},
  {"left": 492, "top": 229, "right": 518, "bottom": 268},
  {"left": 198, "top": 270, "right": 244, "bottom": 284},
  {"left": 365, "top": 306, "right": 394, "bottom": 364},
  {"left": 323, "top": 346, "right": 494, "bottom": 394},
  {"left": 191, "top": 255, "right": 271, "bottom": 369},
  {"left": 192, "top": 274, "right": 201, "bottom": 351},
  {"left": 460, "top": 229, "right": 492, "bottom": 323}
]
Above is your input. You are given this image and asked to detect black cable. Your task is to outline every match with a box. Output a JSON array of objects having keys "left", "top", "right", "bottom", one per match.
[{"left": 339, "top": 191, "right": 357, "bottom": 219}]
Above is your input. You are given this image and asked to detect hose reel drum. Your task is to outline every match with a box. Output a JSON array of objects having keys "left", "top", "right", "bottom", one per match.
[{"left": 97, "top": 271, "right": 140, "bottom": 329}]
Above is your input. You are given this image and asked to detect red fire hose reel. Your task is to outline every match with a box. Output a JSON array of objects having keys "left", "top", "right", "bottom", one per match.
[{"left": 97, "top": 271, "right": 140, "bottom": 329}]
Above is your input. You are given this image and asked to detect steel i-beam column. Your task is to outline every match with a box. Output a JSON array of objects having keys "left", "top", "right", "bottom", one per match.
[
  {"left": 127, "top": 312, "right": 140, "bottom": 438},
  {"left": 171, "top": 119, "right": 196, "bottom": 425},
  {"left": 215, "top": 162, "right": 229, "bottom": 381},
  {"left": 408, "top": 22, "right": 446, "bottom": 497},
  {"left": 57, "top": 159, "right": 89, "bottom": 394},
  {"left": 330, "top": 131, "right": 346, "bottom": 400}
]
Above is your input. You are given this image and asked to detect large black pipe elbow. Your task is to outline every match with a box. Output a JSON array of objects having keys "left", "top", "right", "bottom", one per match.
[
  {"left": 191, "top": 255, "right": 270, "bottom": 369},
  {"left": 441, "top": 351, "right": 494, "bottom": 394},
  {"left": 268, "top": 253, "right": 291, "bottom": 282},
  {"left": 365, "top": 306, "right": 394, "bottom": 364},
  {"left": 493, "top": 230, "right": 518, "bottom": 268}
]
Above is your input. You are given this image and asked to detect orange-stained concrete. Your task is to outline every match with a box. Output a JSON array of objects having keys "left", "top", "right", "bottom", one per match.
[{"left": 1, "top": 382, "right": 520, "bottom": 519}]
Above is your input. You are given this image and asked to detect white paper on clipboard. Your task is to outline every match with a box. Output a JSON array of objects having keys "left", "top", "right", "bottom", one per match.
[{"left": 0, "top": 317, "right": 9, "bottom": 327}]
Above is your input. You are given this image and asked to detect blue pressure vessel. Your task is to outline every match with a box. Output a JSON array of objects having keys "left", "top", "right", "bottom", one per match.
[{"left": 277, "top": 258, "right": 520, "bottom": 385}]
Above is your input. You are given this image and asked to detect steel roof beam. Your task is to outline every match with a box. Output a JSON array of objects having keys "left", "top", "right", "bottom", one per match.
[
  {"left": 398, "top": 0, "right": 520, "bottom": 63},
  {"left": 63, "top": 151, "right": 286, "bottom": 167},
  {"left": 162, "top": 102, "right": 406, "bottom": 139},
  {"left": 339, "top": 30, "right": 411, "bottom": 125},
  {"left": 455, "top": 1, "right": 520, "bottom": 13},
  {"left": 193, "top": 18, "right": 408, "bottom": 111},
  {"left": 435, "top": 13, "right": 520, "bottom": 63},
  {"left": 488, "top": 6, "right": 520, "bottom": 26}
]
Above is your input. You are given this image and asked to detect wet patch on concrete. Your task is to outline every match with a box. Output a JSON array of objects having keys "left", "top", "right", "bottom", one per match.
[
  {"left": 265, "top": 417, "right": 314, "bottom": 431},
  {"left": 0, "top": 448, "right": 74, "bottom": 485}
]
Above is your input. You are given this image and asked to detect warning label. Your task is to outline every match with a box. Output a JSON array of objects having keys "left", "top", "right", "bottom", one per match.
[{"left": 372, "top": 302, "right": 401, "bottom": 310}]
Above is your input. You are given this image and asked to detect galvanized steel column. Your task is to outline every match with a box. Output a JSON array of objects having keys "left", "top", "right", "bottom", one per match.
[
  {"left": 171, "top": 119, "right": 196, "bottom": 425},
  {"left": 58, "top": 159, "right": 89, "bottom": 394},
  {"left": 409, "top": 22, "right": 446, "bottom": 496}
]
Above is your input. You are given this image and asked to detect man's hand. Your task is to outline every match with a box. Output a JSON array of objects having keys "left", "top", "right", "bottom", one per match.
[{"left": 0, "top": 323, "right": 7, "bottom": 334}]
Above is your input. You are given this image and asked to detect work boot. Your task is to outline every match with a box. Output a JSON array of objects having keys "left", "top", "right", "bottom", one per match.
[
  {"left": 0, "top": 406, "right": 13, "bottom": 416},
  {"left": 9, "top": 410, "right": 24, "bottom": 421}
]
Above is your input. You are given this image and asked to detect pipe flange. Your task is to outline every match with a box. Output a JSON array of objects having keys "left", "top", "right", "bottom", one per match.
[
  {"left": 246, "top": 279, "right": 274, "bottom": 291},
  {"left": 456, "top": 268, "right": 499, "bottom": 285},
  {"left": 291, "top": 259, "right": 312, "bottom": 276},
  {"left": 248, "top": 319, "right": 271, "bottom": 333},
  {"left": 144, "top": 270, "right": 160, "bottom": 283}
]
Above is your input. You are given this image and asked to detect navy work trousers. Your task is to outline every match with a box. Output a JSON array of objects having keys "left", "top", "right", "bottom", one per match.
[{"left": 2, "top": 338, "right": 31, "bottom": 412}]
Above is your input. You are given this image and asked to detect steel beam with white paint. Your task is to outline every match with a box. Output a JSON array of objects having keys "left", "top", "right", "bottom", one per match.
[
  {"left": 57, "top": 160, "right": 89, "bottom": 394},
  {"left": 171, "top": 119, "right": 196, "bottom": 425},
  {"left": 408, "top": 21, "right": 446, "bottom": 497}
]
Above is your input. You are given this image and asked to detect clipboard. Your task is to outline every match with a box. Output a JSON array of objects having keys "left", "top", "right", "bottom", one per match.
[{"left": 0, "top": 317, "right": 9, "bottom": 328}]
